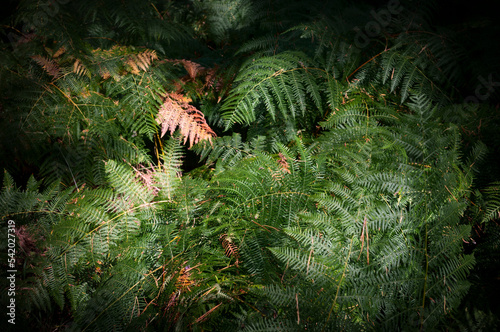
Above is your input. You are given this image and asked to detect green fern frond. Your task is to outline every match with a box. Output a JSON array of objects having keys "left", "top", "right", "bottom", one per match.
[
  {"left": 478, "top": 182, "right": 500, "bottom": 223},
  {"left": 222, "top": 51, "right": 324, "bottom": 129}
]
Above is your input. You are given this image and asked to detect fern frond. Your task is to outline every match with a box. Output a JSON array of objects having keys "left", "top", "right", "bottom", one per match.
[
  {"left": 125, "top": 50, "right": 158, "bottom": 74},
  {"left": 31, "top": 55, "right": 62, "bottom": 79},
  {"left": 222, "top": 51, "right": 324, "bottom": 129},
  {"left": 156, "top": 92, "right": 216, "bottom": 147},
  {"left": 154, "top": 135, "right": 184, "bottom": 200},
  {"left": 73, "top": 59, "right": 89, "bottom": 77},
  {"left": 219, "top": 233, "right": 240, "bottom": 265},
  {"left": 480, "top": 182, "right": 500, "bottom": 223}
]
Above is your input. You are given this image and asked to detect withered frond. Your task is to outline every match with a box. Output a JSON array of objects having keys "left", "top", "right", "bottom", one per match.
[
  {"left": 219, "top": 233, "right": 239, "bottom": 266},
  {"left": 164, "top": 59, "right": 206, "bottom": 80},
  {"left": 156, "top": 92, "right": 216, "bottom": 147},
  {"left": 126, "top": 50, "right": 158, "bottom": 74},
  {"left": 180, "top": 59, "right": 205, "bottom": 80},
  {"left": 31, "top": 55, "right": 61, "bottom": 79},
  {"left": 278, "top": 152, "right": 291, "bottom": 174},
  {"left": 73, "top": 59, "right": 89, "bottom": 77},
  {"left": 175, "top": 265, "right": 198, "bottom": 292},
  {"left": 53, "top": 46, "right": 66, "bottom": 58}
]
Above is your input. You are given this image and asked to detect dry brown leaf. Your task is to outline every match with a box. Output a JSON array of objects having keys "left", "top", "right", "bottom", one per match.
[
  {"left": 278, "top": 152, "right": 291, "bottom": 174},
  {"left": 73, "top": 59, "right": 88, "bottom": 77},
  {"left": 219, "top": 233, "right": 239, "bottom": 266},
  {"left": 156, "top": 92, "right": 216, "bottom": 147},
  {"left": 175, "top": 265, "right": 196, "bottom": 291},
  {"left": 31, "top": 55, "right": 61, "bottom": 79},
  {"left": 180, "top": 59, "right": 204, "bottom": 80},
  {"left": 126, "top": 50, "right": 158, "bottom": 74},
  {"left": 100, "top": 68, "right": 111, "bottom": 80},
  {"left": 53, "top": 46, "right": 66, "bottom": 58}
]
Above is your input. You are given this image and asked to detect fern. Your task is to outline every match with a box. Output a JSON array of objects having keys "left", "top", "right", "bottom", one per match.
[
  {"left": 31, "top": 55, "right": 62, "bottom": 79},
  {"left": 1, "top": 1, "right": 499, "bottom": 330},
  {"left": 156, "top": 92, "right": 216, "bottom": 147},
  {"left": 222, "top": 51, "right": 325, "bottom": 129},
  {"left": 241, "top": 95, "right": 476, "bottom": 330}
]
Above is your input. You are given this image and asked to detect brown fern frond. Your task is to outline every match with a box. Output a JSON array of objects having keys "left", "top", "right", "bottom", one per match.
[
  {"left": 175, "top": 266, "right": 195, "bottom": 291},
  {"left": 126, "top": 50, "right": 158, "bottom": 74},
  {"left": 73, "top": 59, "right": 89, "bottom": 77},
  {"left": 219, "top": 233, "right": 239, "bottom": 266},
  {"left": 53, "top": 46, "right": 66, "bottom": 58},
  {"left": 278, "top": 152, "right": 291, "bottom": 174},
  {"left": 161, "top": 59, "right": 205, "bottom": 80},
  {"left": 180, "top": 59, "right": 205, "bottom": 80},
  {"left": 31, "top": 55, "right": 61, "bottom": 79},
  {"left": 100, "top": 68, "right": 111, "bottom": 80},
  {"left": 156, "top": 93, "right": 216, "bottom": 147}
]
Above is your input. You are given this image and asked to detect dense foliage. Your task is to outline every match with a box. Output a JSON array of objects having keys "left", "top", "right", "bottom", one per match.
[{"left": 1, "top": 0, "right": 499, "bottom": 330}]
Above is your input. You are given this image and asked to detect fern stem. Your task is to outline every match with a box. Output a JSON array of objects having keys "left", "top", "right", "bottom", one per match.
[
  {"left": 324, "top": 235, "right": 355, "bottom": 331},
  {"left": 420, "top": 221, "right": 429, "bottom": 331},
  {"left": 346, "top": 49, "right": 389, "bottom": 82},
  {"left": 49, "top": 82, "right": 90, "bottom": 124}
]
